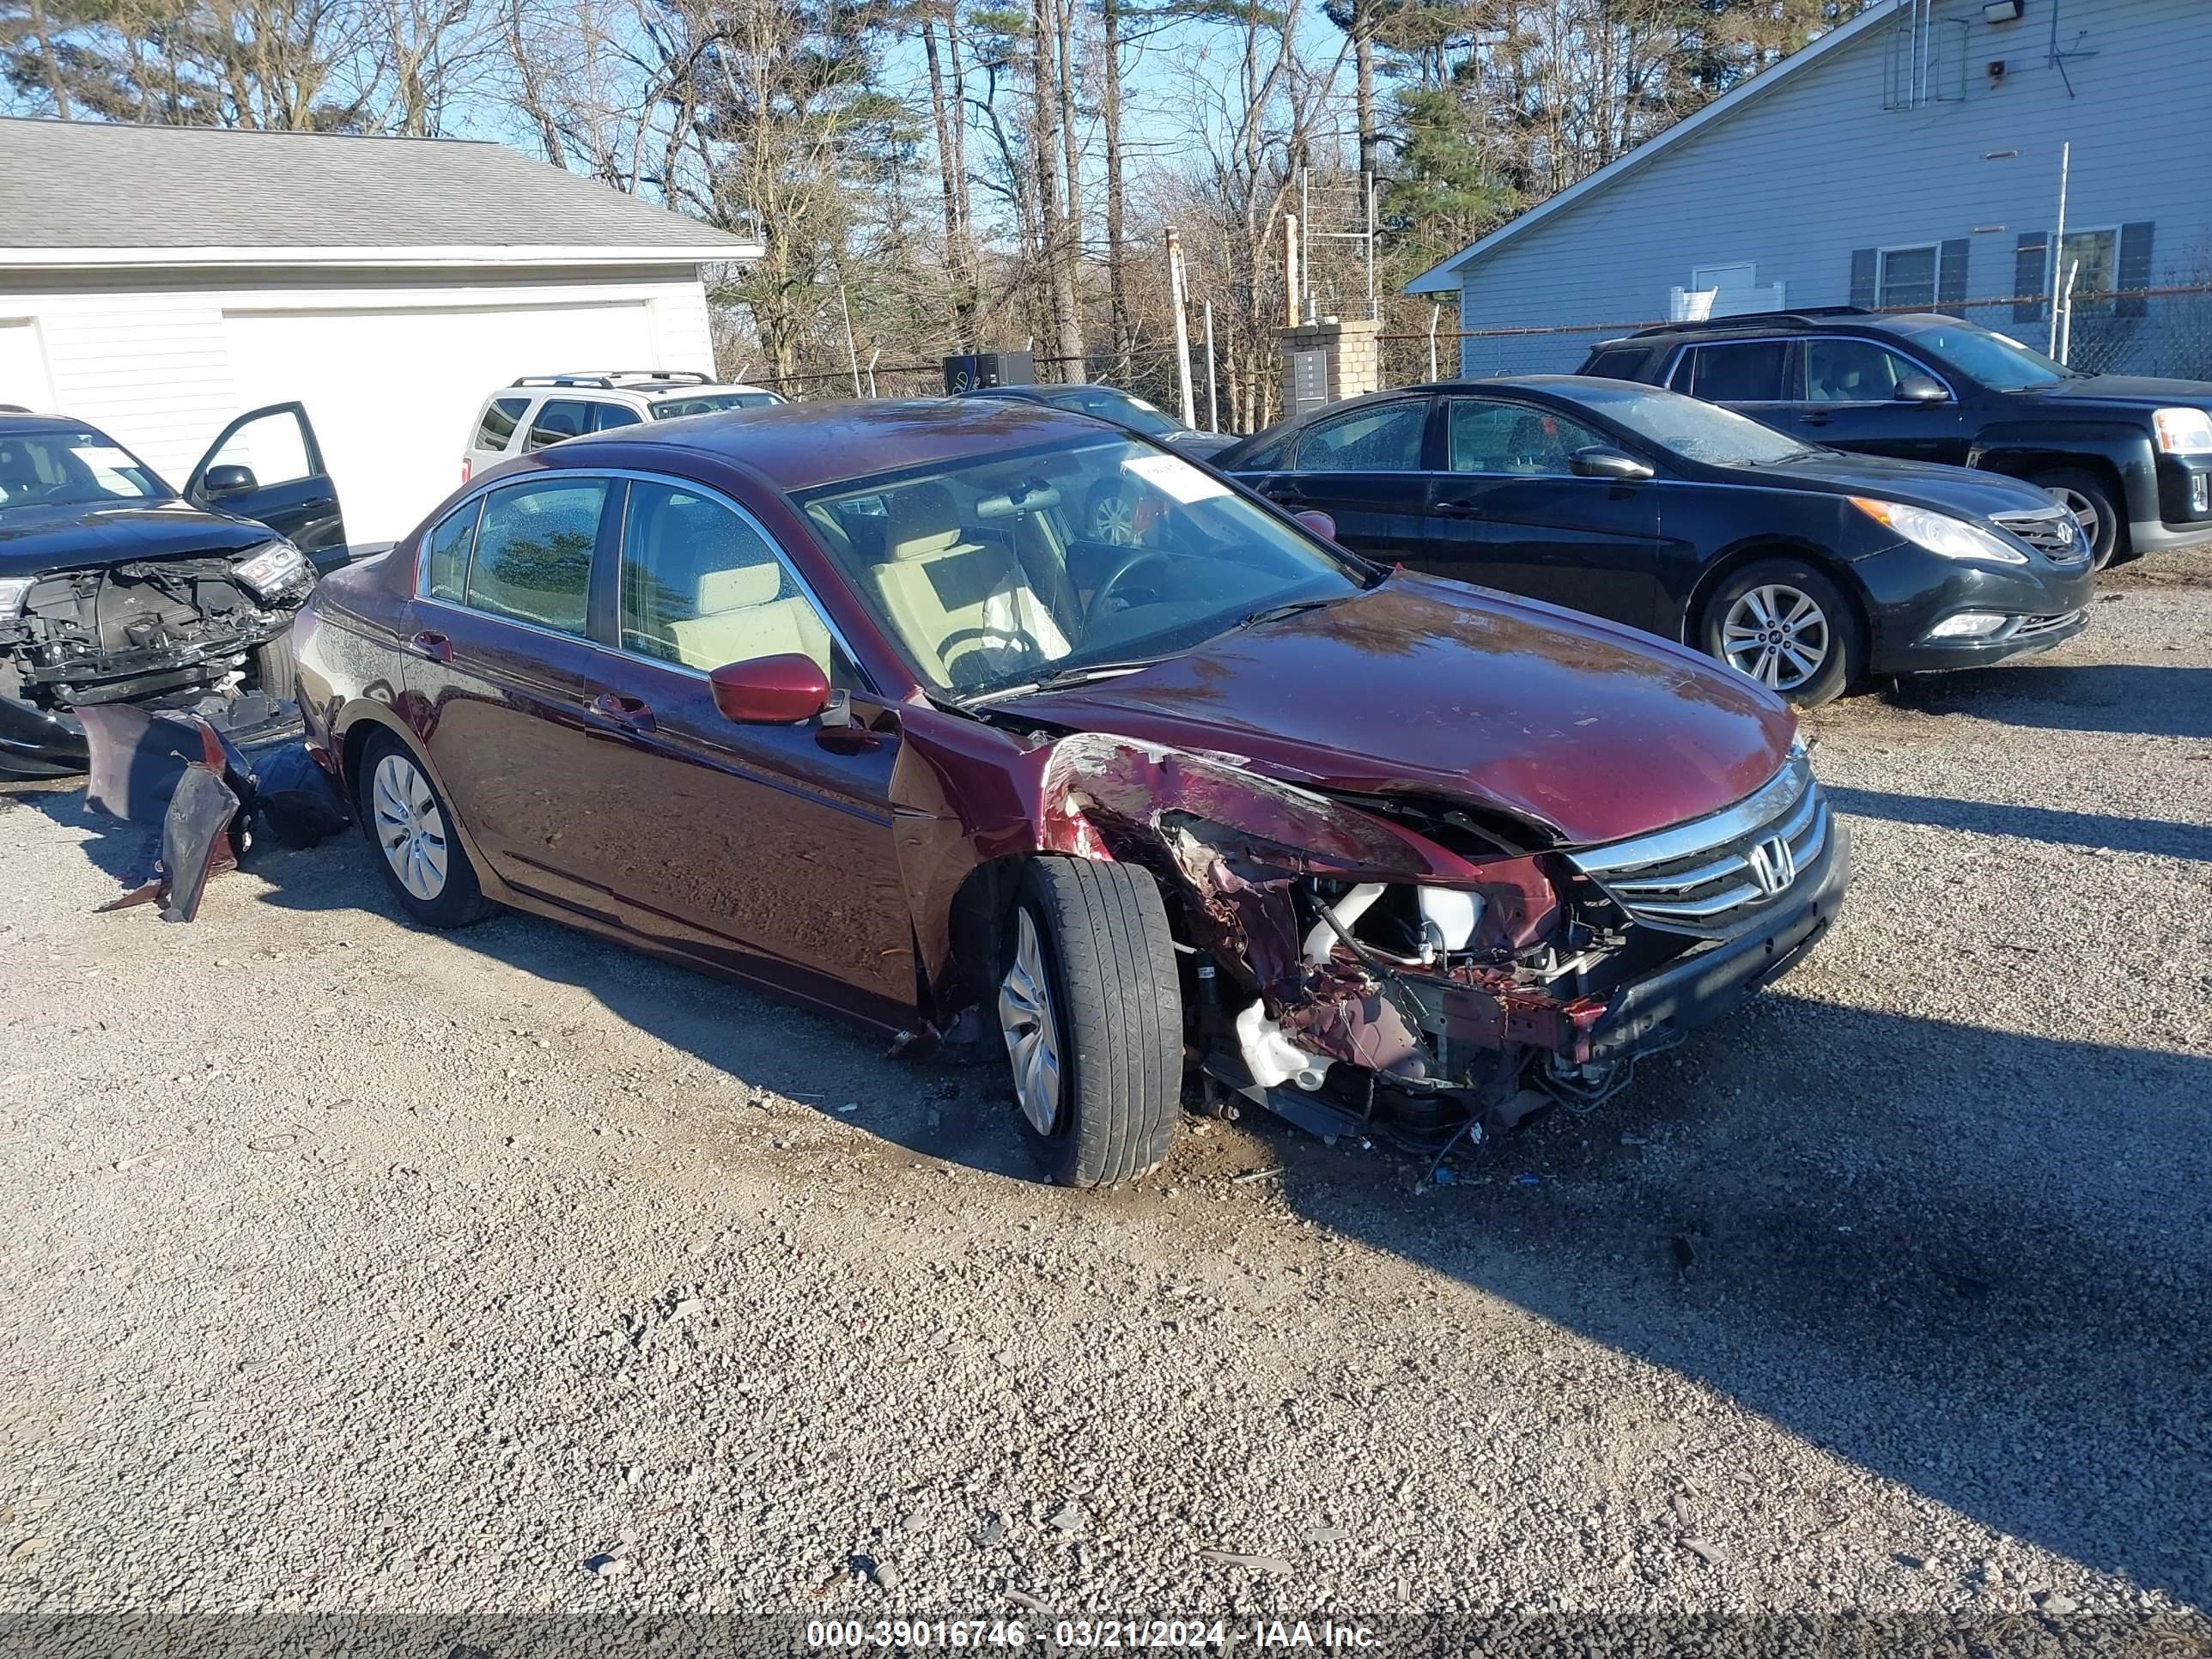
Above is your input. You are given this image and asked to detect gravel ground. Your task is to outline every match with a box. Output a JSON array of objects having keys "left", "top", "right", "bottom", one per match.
[{"left": 1, "top": 552, "right": 2208, "bottom": 1635}]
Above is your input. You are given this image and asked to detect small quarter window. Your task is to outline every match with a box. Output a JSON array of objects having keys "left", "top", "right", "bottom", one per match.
[
  {"left": 473, "top": 397, "right": 528, "bottom": 453},
  {"left": 422, "top": 500, "right": 481, "bottom": 602}
]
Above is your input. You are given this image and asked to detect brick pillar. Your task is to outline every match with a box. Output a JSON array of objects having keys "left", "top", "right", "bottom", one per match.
[{"left": 1279, "top": 318, "right": 1384, "bottom": 420}]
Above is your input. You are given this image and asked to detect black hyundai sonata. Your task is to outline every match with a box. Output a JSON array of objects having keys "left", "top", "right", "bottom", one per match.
[{"left": 1214, "top": 375, "right": 2096, "bottom": 703}]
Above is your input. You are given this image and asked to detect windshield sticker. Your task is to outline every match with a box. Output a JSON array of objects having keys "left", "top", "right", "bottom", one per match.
[{"left": 1123, "top": 453, "right": 1228, "bottom": 504}]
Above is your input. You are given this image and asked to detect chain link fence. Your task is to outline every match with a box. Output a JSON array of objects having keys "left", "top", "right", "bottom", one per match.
[{"left": 1381, "top": 284, "right": 2212, "bottom": 385}]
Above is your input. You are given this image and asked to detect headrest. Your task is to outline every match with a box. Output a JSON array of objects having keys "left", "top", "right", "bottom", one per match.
[
  {"left": 885, "top": 482, "right": 963, "bottom": 561},
  {"left": 697, "top": 562, "right": 782, "bottom": 612}
]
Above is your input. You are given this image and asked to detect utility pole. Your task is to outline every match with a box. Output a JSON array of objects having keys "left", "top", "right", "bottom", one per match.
[
  {"left": 839, "top": 283, "right": 863, "bottom": 397},
  {"left": 2048, "top": 140, "right": 2071, "bottom": 357},
  {"left": 1203, "top": 301, "right": 1218, "bottom": 432},
  {"left": 1166, "top": 227, "right": 1196, "bottom": 428},
  {"left": 1283, "top": 216, "right": 1300, "bottom": 325}
]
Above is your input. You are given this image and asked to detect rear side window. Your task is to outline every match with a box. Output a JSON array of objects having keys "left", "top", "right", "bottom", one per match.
[
  {"left": 526, "top": 399, "right": 591, "bottom": 450},
  {"left": 422, "top": 500, "right": 481, "bottom": 602},
  {"left": 1678, "top": 341, "right": 1788, "bottom": 402},
  {"left": 465, "top": 477, "right": 607, "bottom": 635},
  {"left": 1582, "top": 347, "right": 1651, "bottom": 381},
  {"left": 1295, "top": 400, "right": 1428, "bottom": 471},
  {"left": 592, "top": 403, "right": 644, "bottom": 432},
  {"left": 473, "top": 397, "right": 528, "bottom": 453}
]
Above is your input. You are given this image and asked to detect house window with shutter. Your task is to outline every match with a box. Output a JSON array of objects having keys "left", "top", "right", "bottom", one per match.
[
  {"left": 2013, "top": 222, "right": 2154, "bottom": 322},
  {"left": 1876, "top": 245, "right": 1939, "bottom": 308}
]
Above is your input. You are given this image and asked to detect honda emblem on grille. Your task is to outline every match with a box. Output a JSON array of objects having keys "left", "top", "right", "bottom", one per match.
[{"left": 1747, "top": 834, "right": 1797, "bottom": 897}]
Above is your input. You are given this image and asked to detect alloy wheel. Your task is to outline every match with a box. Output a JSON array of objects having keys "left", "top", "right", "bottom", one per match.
[
  {"left": 997, "top": 908, "right": 1064, "bottom": 1135},
  {"left": 1720, "top": 584, "right": 1832, "bottom": 693},
  {"left": 370, "top": 752, "right": 450, "bottom": 902},
  {"left": 1091, "top": 491, "right": 1138, "bottom": 545}
]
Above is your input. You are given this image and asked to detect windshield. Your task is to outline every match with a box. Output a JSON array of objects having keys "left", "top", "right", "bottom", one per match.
[
  {"left": 1042, "top": 386, "right": 1184, "bottom": 438},
  {"left": 796, "top": 436, "right": 1366, "bottom": 698},
  {"left": 1886, "top": 317, "right": 2074, "bottom": 390},
  {"left": 1547, "top": 381, "right": 1811, "bottom": 467},
  {"left": 0, "top": 428, "right": 167, "bottom": 511},
  {"left": 652, "top": 391, "right": 784, "bottom": 417}
]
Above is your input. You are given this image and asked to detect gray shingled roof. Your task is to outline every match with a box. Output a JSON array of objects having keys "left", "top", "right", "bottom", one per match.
[{"left": 0, "top": 118, "right": 757, "bottom": 256}]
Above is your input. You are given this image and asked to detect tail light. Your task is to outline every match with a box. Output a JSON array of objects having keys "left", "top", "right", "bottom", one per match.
[{"left": 461, "top": 458, "right": 472, "bottom": 484}]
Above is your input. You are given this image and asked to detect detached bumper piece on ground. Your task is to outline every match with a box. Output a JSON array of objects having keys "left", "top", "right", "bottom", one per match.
[{"left": 79, "top": 704, "right": 347, "bottom": 923}]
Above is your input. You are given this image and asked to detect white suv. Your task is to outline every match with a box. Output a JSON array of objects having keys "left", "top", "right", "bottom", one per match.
[{"left": 462, "top": 372, "right": 784, "bottom": 483}]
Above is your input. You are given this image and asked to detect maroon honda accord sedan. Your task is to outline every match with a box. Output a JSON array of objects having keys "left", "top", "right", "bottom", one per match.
[{"left": 291, "top": 398, "right": 1850, "bottom": 1186}]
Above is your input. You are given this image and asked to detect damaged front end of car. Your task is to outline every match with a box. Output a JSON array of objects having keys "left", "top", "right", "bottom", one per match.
[
  {"left": 0, "top": 544, "right": 315, "bottom": 777},
  {"left": 1026, "top": 731, "right": 1851, "bottom": 1152}
]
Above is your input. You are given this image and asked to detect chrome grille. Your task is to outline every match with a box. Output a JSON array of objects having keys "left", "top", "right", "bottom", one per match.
[
  {"left": 1568, "top": 753, "right": 1831, "bottom": 939},
  {"left": 1992, "top": 506, "right": 2088, "bottom": 563}
]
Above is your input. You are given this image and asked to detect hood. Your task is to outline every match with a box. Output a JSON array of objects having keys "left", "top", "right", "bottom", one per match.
[
  {"left": 2013, "top": 374, "right": 2212, "bottom": 410},
  {"left": 1734, "top": 449, "right": 2059, "bottom": 518},
  {"left": 999, "top": 574, "right": 1796, "bottom": 848},
  {"left": 0, "top": 499, "right": 272, "bottom": 578}
]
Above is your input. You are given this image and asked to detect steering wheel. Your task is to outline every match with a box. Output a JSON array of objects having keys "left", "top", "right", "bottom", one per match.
[{"left": 1085, "top": 549, "right": 1178, "bottom": 630}]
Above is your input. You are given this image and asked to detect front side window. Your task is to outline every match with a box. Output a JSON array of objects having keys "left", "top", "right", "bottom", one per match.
[
  {"left": 797, "top": 437, "right": 1368, "bottom": 697},
  {"left": 473, "top": 397, "right": 528, "bottom": 453},
  {"left": 0, "top": 428, "right": 166, "bottom": 510},
  {"left": 1295, "top": 400, "right": 1427, "bottom": 471},
  {"left": 1877, "top": 246, "right": 1939, "bottom": 308},
  {"left": 465, "top": 477, "right": 605, "bottom": 635},
  {"left": 422, "top": 499, "right": 481, "bottom": 602},
  {"left": 1801, "top": 338, "right": 1926, "bottom": 403},
  {"left": 526, "top": 399, "right": 591, "bottom": 450},
  {"left": 1447, "top": 399, "right": 1609, "bottom": 475},
  {"left": 619, "top": 480, "right": 836, "bottom": 678},
  {"left": 1680, "top": 340, "right": 1787, "bottom": 402}
]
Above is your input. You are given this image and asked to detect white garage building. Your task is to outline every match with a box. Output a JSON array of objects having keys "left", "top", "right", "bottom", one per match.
[{"left": 0, "top": 118, "right": 761, "bottom": 543}]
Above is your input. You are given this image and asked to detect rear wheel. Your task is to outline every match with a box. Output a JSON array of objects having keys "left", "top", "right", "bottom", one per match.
[
  {"left": 2030, "top": 467, "right": 2126, "bottom": 569},
  {"left": 997, "top": 859, "right": 1182, "bottom": 1188},
  {"left": 1698, "top": 559, "right": 1858, "bottom": 707},
  {"left": 357, "top": 731, "right": 489, "bottom": 928}
]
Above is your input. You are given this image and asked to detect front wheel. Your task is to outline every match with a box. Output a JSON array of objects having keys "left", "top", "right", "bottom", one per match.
[
  {"left": 1698, "top": 559, "right": 1858, "bottom": 707},
  {"left": 997, "top": 859, "right": 1182, "bottom": 1188}
]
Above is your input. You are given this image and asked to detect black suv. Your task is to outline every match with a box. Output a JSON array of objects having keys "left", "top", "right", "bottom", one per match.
[{"left": 1578, "top": 307, "right": 2212, "bottom": 569}]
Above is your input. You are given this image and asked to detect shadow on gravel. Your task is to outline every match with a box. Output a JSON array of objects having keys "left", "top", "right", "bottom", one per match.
[
  {"left": 1826, "top": 784, "right": 2212, "bottom": 861},
  {"left": 1265, "top": 992, "right": 2212, "bottom": 1611},
  {"left": 1881, "top": 661, "right": 2212, "bottom": 739}
]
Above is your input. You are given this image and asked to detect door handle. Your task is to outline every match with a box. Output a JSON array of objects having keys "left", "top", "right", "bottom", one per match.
[
  {"left": 1432, "top": 498, "right": 1481, "bottom": 517},
  {"left": 592, "top": 691, "right": 655, "bottom": 733},
  {"left": 1265, "top": 487, "right": 1308, "bottom": 507},
  {"left": 1797, "top": 411, "right": 1832, "bottom": 427},
  {"left": 404, "top": 629, "right": 451, "bottom": 664}
]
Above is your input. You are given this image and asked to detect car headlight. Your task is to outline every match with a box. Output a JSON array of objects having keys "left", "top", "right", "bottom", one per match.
[
  {"left": 0, "top": 576, "right": 32, "bottom": 617},
  {"left": 233, "top": 539, "right": 309, "bottom": 598},
  {"left": 1848, "top": 497, "right": 2027, "bottom": 564},
  {"left": 2153, "top": 407, "right": 2212, "bottom": 453}
]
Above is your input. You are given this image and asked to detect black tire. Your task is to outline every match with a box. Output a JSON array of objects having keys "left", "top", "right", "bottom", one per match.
[
  {"left": 998, "top": 859, "right": 1182, "bottom": 1188},
  {"left": 252, "top": 625, "right": 299, "bottom": 702},
  {"left": 356, "top": 730, "right": 491, "bottom": 929},
  {"left": 1697, "top": 557, "right": 1861, "bottom": 708},
  {"left": 2029, "top": 466, "right": 2128, "bottom": 569}
]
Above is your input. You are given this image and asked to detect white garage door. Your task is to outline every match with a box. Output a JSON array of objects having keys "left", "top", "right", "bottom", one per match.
[
  {"left": 0, "top": 319, "right": 58, "bottom": 413},
  {"left": 223, "top": 301, "right": 659, "bottom": 543}
]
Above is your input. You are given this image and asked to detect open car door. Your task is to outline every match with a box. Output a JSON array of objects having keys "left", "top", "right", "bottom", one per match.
[{"left": 185, "top": 401, "right": 350, "bottom": 572}]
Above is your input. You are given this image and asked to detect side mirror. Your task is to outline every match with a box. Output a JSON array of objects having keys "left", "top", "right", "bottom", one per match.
[
  {"left": 708, "top": 653, "right": 832, "bottom": 724},
  {"left": 1292, "top": 508, "right": 1338, "bottom": 540},
  {"left": 203, "top": 464, "right": 258, "bottom": 497},
  {"left": 1569, "top": 446, "right": 1656, "bottom": 483},
  {"left": 1893, "top": 374, "right": 1948, "bottom": 404}
]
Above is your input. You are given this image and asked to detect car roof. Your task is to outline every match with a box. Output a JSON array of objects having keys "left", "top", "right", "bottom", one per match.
[
  {"left": 500, "top": 379, "right": 777, "bottom": 399},
  {"left": 1607, "top": 307, "right": 1960, "bottom": 346},
  {"left": 549, "top": 396, "right": 1128, "bottom": 492}
]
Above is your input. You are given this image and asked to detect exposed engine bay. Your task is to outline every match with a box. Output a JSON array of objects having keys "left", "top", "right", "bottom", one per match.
[
  {"left": 3, "top": 553, "right": 310, "bottom": 714},
  {"left": 981, "top": 728, "right": 1840, "bottom": 1156}
]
